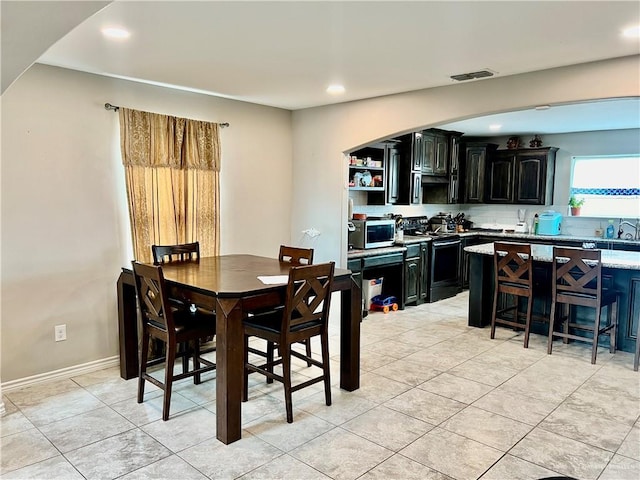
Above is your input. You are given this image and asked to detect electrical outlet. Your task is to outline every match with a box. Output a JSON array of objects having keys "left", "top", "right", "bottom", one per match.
[{"left": 55, "top": 324, "right": 67, "bottom": 342}]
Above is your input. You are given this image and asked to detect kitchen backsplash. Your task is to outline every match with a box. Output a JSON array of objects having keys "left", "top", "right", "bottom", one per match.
[{"left": 351, "top": 202, "right": 638, "bottom": 239}]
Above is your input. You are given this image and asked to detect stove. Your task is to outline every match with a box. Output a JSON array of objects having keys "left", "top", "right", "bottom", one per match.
[{"left": 401, "top": 216, "right": 430, "bottom": 236}]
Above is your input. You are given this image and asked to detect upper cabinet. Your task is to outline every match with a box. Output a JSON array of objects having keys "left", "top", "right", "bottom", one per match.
[
  {"left": 463, "top": 142, "right": 498, "bottom": 203},
  {"left": 422, "top": 130, "right": 449, "bottom": 176},
  {"left": 350, "top": 131, "right": 556, "bottom": 207},
  {"left": 487, "top": 147, "right": 557, "bottom": 205},
  {"left": 348, "top": 144, "right": 388, "bottom": 192}
]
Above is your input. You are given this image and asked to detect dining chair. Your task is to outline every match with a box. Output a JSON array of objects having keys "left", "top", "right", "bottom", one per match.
[
  {"left": 491, "top": 242, "right": 534, "bottom": 348},
  {"left": 547, "top": 247, "right": 618, "bottom": 364},
  {"left": 151, "top": 241, "right": 215, "bottom": 372},
  {"left": 152, "top": 241, "right": 200, "bottom": 264},
  {"left": 247, "top": 245, "right": 316, "bottom": 371},
  {"left": 243, "top": 262, "right": 335, "bottom": 423},
  {"left": 131, "top": 261, "right": 217, "bottom": 420},
  {"left": 280, "top": 246, "right": 315, "bottom": 364},
  {"left": 278, "top": 245, "right": 314, "bottom": 265}
]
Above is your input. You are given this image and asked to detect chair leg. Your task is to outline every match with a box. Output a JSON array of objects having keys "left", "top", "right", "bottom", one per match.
[
  {"left": 193, "top": 340, "right": 202, "bottom": 384},
  {"left": 304, "top": 339, "right": 312, "bottom": 367},
  {"left": 266, "top": 341, "right": 275, "bottom": 385},
  {"left": 547, "top": 299, "right": 557, "bottom": 355},
  {"left": 609, "top": 300, "right": 618, "bottom": 354},
  {"left": 163, "top": 341, "right": 176, "bottom": 421},
  {"left": 490, "top": 289, "right": 499, "bottom": 340},
  {"left": 281, "top": 343, "right": 293, "bottom": 423},
  {"left": 181, "top": 341, "right": 189, "bottom": 374},
  {"left": 138, "top": 331, "right": 150, "bottom": 403},
  {"left": 591, "top": 306, "right": 602, "bottom": 365},
  {"left": 562, "top": 304, "right": 570, "bottom": 344},
  {"left": 321, "top": 333, "right": 331, "bottom": 407},
  {"left": 523, "top": 294, "right": 533, "bottom": 349}
]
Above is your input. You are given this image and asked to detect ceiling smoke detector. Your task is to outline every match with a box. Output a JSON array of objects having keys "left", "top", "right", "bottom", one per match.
[{"left": 450, "top": 70, "right": 495, "bottom": 82}]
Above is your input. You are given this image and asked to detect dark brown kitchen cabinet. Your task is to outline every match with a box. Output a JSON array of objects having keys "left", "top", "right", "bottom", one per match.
[
  {"left": 404, "top": 242, "right": 430, "bottom": 305},
  {"left": 404, "top": 245, "right": 421, "bottom": 305},
  {"left": 486, "top": 147, "right": 557, "bottom": 205},
  {"left": 392, "top": 133, "right": 424, "bottom": 205},
  {"left": 349, "top": 141, "right": 400, "bottom": 205},
  {"left": 386, "top": 145, "right": 401, "bottom": 204},
  {"left": 410, "top": 172, "right": 422, "bottom": 204},
  {"left": 422, "top": 130, "right": 448, "bottom": 176},
  {"left": 419, "top": 242, "right": 429, "bottom": 302},
  {"left": 411, "top": 132, "right": 424, "bottom": 171},
  {"left": 448, "top": 133, "right": 462, "bottom": 203},
  {"left": 515, "top": 148, "right": 557, "bottom": 204},
  {"left": 487, "top": 152, "right": 516, "bottom": 203},
  {"left": 463, "top": 142, "right": 498, "bottom": 203}
]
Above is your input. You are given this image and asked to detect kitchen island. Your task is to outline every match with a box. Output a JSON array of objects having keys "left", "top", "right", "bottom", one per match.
[{"left": 465, "top": 242, "right": 640, "bottom": 353}]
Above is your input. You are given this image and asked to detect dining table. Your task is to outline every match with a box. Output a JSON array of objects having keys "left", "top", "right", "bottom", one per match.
[{"left": 116, "top": 254, "right": 362, "bottom": 444}]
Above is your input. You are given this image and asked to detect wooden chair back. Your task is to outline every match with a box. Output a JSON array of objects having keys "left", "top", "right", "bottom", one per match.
[
  {"left": 282, "top": 262, "right": 334, "bottom": 334},
  {"left": 279, "top": 245, "right": 314, "bottom": 266},
  {"left": 152, "top": 242, "right": 200, "bottom": 265},
  {"left": 494, "top": 242, "right": 532, "bottom": 290},
  {"left": 131, "top": 261, "right": 175, "bottom": 335},
  {"left": 552, "top": 247, "right": 602, "bottom": 308}
]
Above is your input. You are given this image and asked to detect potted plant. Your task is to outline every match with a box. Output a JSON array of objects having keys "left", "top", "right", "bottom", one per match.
[{"left": 569, "top": 196, "right": 584, "bottom": 216}]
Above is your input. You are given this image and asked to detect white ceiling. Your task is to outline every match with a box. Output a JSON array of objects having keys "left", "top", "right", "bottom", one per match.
[{"left": 6, "top": 1, "right": 640, "bottom": 135}]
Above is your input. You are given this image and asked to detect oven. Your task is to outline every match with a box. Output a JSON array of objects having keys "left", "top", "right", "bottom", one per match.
[{"left": 429, "top": 234, "right": 461, "bottom": 302}]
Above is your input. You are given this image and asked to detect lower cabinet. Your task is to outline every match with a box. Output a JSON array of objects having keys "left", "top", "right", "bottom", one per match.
[
  {"left": 404, "top": 248, "right": 420, "bottom": 305},
  {"left": 404, "top": 242, "right": 429, "bottom": 305}
]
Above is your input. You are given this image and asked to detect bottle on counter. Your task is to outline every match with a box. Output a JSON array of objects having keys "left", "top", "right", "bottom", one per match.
[
  {"left": 533, "top": 214, "right": 539, "bottom": 235},
  {"left": 606, "top": 219, "right": 615, "bottom": 239}
]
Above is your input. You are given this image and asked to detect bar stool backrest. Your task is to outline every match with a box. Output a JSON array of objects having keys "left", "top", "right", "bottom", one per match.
[
  {"left": 494, "top": 242, "right": 532, "bottom": 288},
  {"left": 552, "top": 247, "right": 602, "bottom": 307}
]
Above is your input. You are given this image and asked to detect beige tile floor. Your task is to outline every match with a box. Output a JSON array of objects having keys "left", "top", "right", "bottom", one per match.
[{"left": 2, "top": 292, "right": 639, "bottom": 480}]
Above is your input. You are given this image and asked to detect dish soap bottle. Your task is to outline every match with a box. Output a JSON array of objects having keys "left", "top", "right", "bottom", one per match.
[
  {"left": 606, "top": 219, "right": 615, "bottom": 239},
  {"left": 533, "top": 214, "right": 539, "bottom": 235}
]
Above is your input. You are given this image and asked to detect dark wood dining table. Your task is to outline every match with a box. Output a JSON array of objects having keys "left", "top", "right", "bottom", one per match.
[{"left": 116, "top": 254, "right": 362, "bottom": 444}]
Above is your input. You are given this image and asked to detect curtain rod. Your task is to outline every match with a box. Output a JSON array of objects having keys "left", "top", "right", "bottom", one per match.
[{"left": 104, "top": 103, "right": 230, "bottom": 128}]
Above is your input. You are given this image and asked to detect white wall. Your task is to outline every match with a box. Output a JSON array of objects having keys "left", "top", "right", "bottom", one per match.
[
  {"left": 1, "top": 64, "right": 292, "bottom": 382},
  {"left": 2, "top": 56, "right": 639, "bottom": 383},
  {"left": 291, "top": 56, "right": 640, "bottom": 265}
]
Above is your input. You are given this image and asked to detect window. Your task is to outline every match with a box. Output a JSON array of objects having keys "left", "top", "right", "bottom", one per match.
[{"left": 570, "top": 155, "right": 640, "bottom": 217}]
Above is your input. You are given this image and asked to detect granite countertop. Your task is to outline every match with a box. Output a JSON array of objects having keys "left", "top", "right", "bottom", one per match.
[
  {"left": 348, "top": 245, "right": 407, "bottom": 259},
  {"left": 465, "top": 242, "right": 640, "bottom": 270},
  {"left": 459, "top": 230, "right": 640, "bottom": 246},
  {"left": 348, "top": 231, "right": 640, "bottom": 262}
]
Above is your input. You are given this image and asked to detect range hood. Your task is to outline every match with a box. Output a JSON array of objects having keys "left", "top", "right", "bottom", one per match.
[{"left": 421, "top": 175, "right": 449, "bottom": 184}]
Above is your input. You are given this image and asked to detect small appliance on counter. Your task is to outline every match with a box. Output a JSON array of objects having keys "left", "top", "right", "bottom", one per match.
[
  {"left": 537, "top": 210, "right": 562, "bottom": 236},
  {"left": 514, "top": 208, "right": 528, "bottom": 233},
  {"left": 348, "top": 217, "right": 396, "bottom": 249},
  {"left": 428, "top": 212, "right": 456, "bottom": 233}
]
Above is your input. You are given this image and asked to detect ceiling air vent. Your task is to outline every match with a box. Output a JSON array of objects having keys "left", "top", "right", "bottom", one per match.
[{"left": 450, "top": 70, "right": 495, "bottom": 82}]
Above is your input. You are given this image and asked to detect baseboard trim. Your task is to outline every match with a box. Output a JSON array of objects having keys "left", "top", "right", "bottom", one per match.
[{"left": 2, "top": 356, "right": 120, "bottom": 393}]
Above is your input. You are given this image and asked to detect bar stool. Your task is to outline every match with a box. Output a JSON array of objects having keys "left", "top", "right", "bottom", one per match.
[
  {"left": 491, "top": 242, "right": 534, "bottom": 348},
  {"left": 547, "top": 247, "right": 617, "bottom": 364}
]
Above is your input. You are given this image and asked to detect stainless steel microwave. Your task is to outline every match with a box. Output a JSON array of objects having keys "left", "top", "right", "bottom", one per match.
[{"left": 349, "top": 219, "right": 395, "bottom": 249}]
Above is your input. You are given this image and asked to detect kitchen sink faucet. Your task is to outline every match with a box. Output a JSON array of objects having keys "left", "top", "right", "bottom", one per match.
[{"left": 618, "top": 219, "right": 640, "bottom": 240}]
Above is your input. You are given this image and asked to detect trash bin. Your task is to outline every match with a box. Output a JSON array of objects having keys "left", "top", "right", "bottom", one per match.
[{"left": 363, "top": 277, "right": 383, "bottom": 310}]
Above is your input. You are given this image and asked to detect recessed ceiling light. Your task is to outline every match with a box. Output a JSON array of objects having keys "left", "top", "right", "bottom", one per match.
[
  {"left": 535, "top": 105, "right": 551, "bottom": 110},
  {"left": 326, "top": 84, "right": 345, "bottom": 95},
  {"left": 102, "top": 26, "right": 131, "bottom": 39},
  {"left": 622, "top": 25, "right": 640, "bottom": 38},
  {"left": 489, "top": 124, "right": 502, "bottom": 131}
]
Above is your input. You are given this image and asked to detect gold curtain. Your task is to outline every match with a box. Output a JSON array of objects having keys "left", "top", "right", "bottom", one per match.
[{"left": 119, "top": 108, "right": 220, "bottom": 263}]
